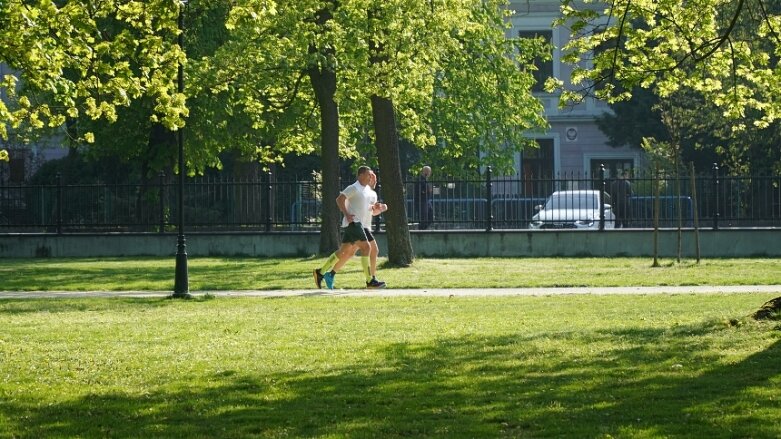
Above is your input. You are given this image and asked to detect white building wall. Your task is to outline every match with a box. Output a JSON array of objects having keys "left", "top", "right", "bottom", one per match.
[{"left": 506, "top": 0, "right": 642, "bottom": 183}]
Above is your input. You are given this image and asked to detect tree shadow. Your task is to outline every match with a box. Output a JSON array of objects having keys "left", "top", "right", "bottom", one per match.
[
  {"left": 2, "top": 323, "right": 779, "bottom": 437},
  {"left": 0, "top": 297, "right": 176, "bottom": 315}
]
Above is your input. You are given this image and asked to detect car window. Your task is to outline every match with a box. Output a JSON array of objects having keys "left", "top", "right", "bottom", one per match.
[{"left": 546, "top": 193, "right": 599, "bottom": 210}]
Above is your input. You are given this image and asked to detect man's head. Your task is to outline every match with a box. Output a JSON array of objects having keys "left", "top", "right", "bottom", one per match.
[
  {"left": 421, "top": 166, "right": 432, "bottom": 178},
  {"left": 357, "top": 166, "right": 373, "bottom": 186}
]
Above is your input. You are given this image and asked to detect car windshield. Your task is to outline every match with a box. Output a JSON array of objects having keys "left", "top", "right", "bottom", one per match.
[{"left": 545, "top": 193, "right": 599, "bottom": 210}]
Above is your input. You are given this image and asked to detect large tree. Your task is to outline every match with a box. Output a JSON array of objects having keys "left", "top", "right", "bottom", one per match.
[
  {"left": 306, "top": 2, "right": 343, "bottom": 253},
  {"left": 224, "top": 0, "right": 547, "bottom": 264},
  {"left": 220, "top": 1, "right": 356, "bottom": 254},
  {"left": 556, "top": 0, "right": 781, "bottom": 316},
  {"left": 0, "top": 0, "right": 187, "bottom": 143},
  {"left": 1, "top": 0, "right": 194, "bottom": 229},
  {"left": 332, "top": 0, "right": 548, "bottom": 264},
  {"left": 2, "top": 0, "right": 547, "bottom": 265},
  {"left": 1, "top": 1, "right": 280, "bottom": 222}
]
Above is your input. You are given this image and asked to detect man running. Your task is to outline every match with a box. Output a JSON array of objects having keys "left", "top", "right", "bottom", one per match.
[{"left": 313, "top": 166, "right": 387, "bottom": 289}]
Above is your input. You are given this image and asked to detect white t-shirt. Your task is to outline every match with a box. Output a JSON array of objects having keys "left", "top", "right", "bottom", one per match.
[
  {"left": 340, "top": 180, "right": 374, "bottom": 228},
  {"left": 364, "top": 188, "right": 378, "bottom": 227}
]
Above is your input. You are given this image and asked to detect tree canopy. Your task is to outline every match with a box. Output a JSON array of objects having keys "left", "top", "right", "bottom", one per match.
[
  {"left": 211, "top": 0, "right": 548, "bottom": 176},
  {"left": 556, "top": 0, "right": 781, "bottom": 132},
  {"left": 597, "top": 86, "right": 781, "bottom": 174},
  {"left": 212, "top": 0, "right": 549, "bottom": 261},
  {"left": 2, "top": 0, "right": 547, "bottom": 177},
  {"left": 0, "top": 0, "right": 186, "bottom": 143}
]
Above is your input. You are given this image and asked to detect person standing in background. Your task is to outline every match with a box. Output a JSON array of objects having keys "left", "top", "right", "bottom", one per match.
[{"left": 608, "top": 169, "right": 634, "bottom": 228}]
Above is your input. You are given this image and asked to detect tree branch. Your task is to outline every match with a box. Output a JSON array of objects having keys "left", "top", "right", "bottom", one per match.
[{"left": 757, "top": 0, "right": 781, "bottom": 44}]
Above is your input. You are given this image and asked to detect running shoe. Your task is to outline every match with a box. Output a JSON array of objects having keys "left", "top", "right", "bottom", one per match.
[
  {"left": 323, "top": 271, "right": 335, "bottom": 289},
  {"left": 313, "top": 269, "right": 324, "bottom": 289},
  {"left": 366, "top": 278, "right": 386, "bottom": 289}
]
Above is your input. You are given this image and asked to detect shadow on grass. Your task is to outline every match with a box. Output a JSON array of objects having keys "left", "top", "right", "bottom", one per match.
[
  {"left": 2, "top": 323, "right": 779, "bottom": 437},
  {"left": 0, "top": 257, "right": 316, "bottom": 291},
  {"left": 0, "top": 264, "right": 174, "bottom": 291},
  {"left": 0, "top": 298, "right": 179, "bottom": 315}
]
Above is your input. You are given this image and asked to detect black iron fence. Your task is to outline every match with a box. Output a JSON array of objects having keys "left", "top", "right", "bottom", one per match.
[{"left": 1, "top": 166, "right": 779, "bottom": 233}]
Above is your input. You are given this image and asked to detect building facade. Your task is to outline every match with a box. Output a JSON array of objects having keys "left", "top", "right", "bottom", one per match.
[{"left": 507, "top": 1, "right": 643, "bottom": 183}]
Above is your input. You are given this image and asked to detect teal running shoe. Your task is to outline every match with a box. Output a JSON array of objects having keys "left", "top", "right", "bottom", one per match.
[{"left": 323, "top": 271, "right": 335, "bottom": 289}]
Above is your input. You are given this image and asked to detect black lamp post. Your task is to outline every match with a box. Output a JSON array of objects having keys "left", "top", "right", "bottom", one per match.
[{"left": 173, "top": 0, "right": 190, "bottom": 298}]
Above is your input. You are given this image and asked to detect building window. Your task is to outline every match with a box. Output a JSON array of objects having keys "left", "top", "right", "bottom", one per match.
[
  {"left": 590, "top": 159, "right": 633, "bottom": 179},
  {"left": 522, "top": 139, "right": 555, "bottom": 196},
  {"left": 518, "top": 30, "right": 553, "bottom": 93}
]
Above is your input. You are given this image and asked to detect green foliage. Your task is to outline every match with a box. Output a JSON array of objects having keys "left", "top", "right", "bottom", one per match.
[
  {"left": 341, "top": 0, "right": 548, "bottom": 176},
  {"left": 66, "top": 0, "right": 259, "bottom": 176},
  {"left": 424, "top": 1, "right": 548, "bottom": 176},
  {"left": 194, "top": 0, "right": 323, "bottom": 170},
  {"left": 605, "top": 86, "right": 781, "bottom": 175},
  {"left": 0, "top": 0, "right": 186, "bottom": 142},
  {"left": 557, "top": 0, "right": 781, "bottom": 133},
  {"left": 1, "top": 0, "right": 547, "bottom": 179},
  {"left": 581, "top": 0, "right": 781, "bottom": 175},
  {"left": 220, "top": 0, "right": 547, "bottom": 177},
  {"left": 27, "top": 149, "right": 136, "bottom": 185}
]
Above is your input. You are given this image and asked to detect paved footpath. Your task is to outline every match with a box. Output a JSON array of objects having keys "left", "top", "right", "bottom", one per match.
[{"left": 1, "top": 285, "right": 779, "bottom": 299}]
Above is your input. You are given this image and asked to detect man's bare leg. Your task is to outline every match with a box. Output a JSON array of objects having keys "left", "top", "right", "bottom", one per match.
[{"left": 323, "top": 240, "right": 369, "bottom": 289}]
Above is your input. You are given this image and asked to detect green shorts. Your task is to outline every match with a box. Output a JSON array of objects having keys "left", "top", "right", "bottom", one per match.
[{"left": 341, "top": 222, "right": 368, "bottom": 244}]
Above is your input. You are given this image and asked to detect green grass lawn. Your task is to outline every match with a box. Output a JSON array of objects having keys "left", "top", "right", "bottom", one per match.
[
  {"left": 1, "top": 256, "right": 780, "bottom": 291},
  {"left": 1, "top": 294, "right": 780, "bottom": 438}
]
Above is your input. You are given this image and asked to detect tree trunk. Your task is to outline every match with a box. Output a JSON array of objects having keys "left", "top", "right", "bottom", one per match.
[
  {"left": 689, "top": 162, "right": 701, "bottom": 263},
  {"left": 652, "top": 164, "right": 660, "bottom": 267},
  {"left": 308, "top": 5, "right": 341, "bottom": 255},
  {"left": 752, "top": 296, "right": 781, "bottom": 320},
  {"left": 371, "top": 95, "right": 414, "bottom": 266},
  {"left": 675, "top": 154, "right": 682, "bottom": 262}
]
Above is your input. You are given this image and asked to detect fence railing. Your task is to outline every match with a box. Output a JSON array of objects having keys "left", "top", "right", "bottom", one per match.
[{"left": 1, "top": 166, "right": 779, "bottom": 233}]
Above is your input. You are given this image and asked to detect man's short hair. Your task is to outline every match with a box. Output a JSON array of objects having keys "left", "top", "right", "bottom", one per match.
[{"left": 357, "top": 166, "right": 372, "bottom": 176}]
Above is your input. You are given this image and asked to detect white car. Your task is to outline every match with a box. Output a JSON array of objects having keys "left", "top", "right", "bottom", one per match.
[{"left": 529, "top": 190, "right": 615, "bottom": 229}]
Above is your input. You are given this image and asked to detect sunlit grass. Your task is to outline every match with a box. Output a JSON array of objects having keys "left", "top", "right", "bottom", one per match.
[
  {"left": 1, "top": 294, "right": 779, "bottom": 438},
  {"left": 1, "top": 257, "right": 780, "bottom": 291}
]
